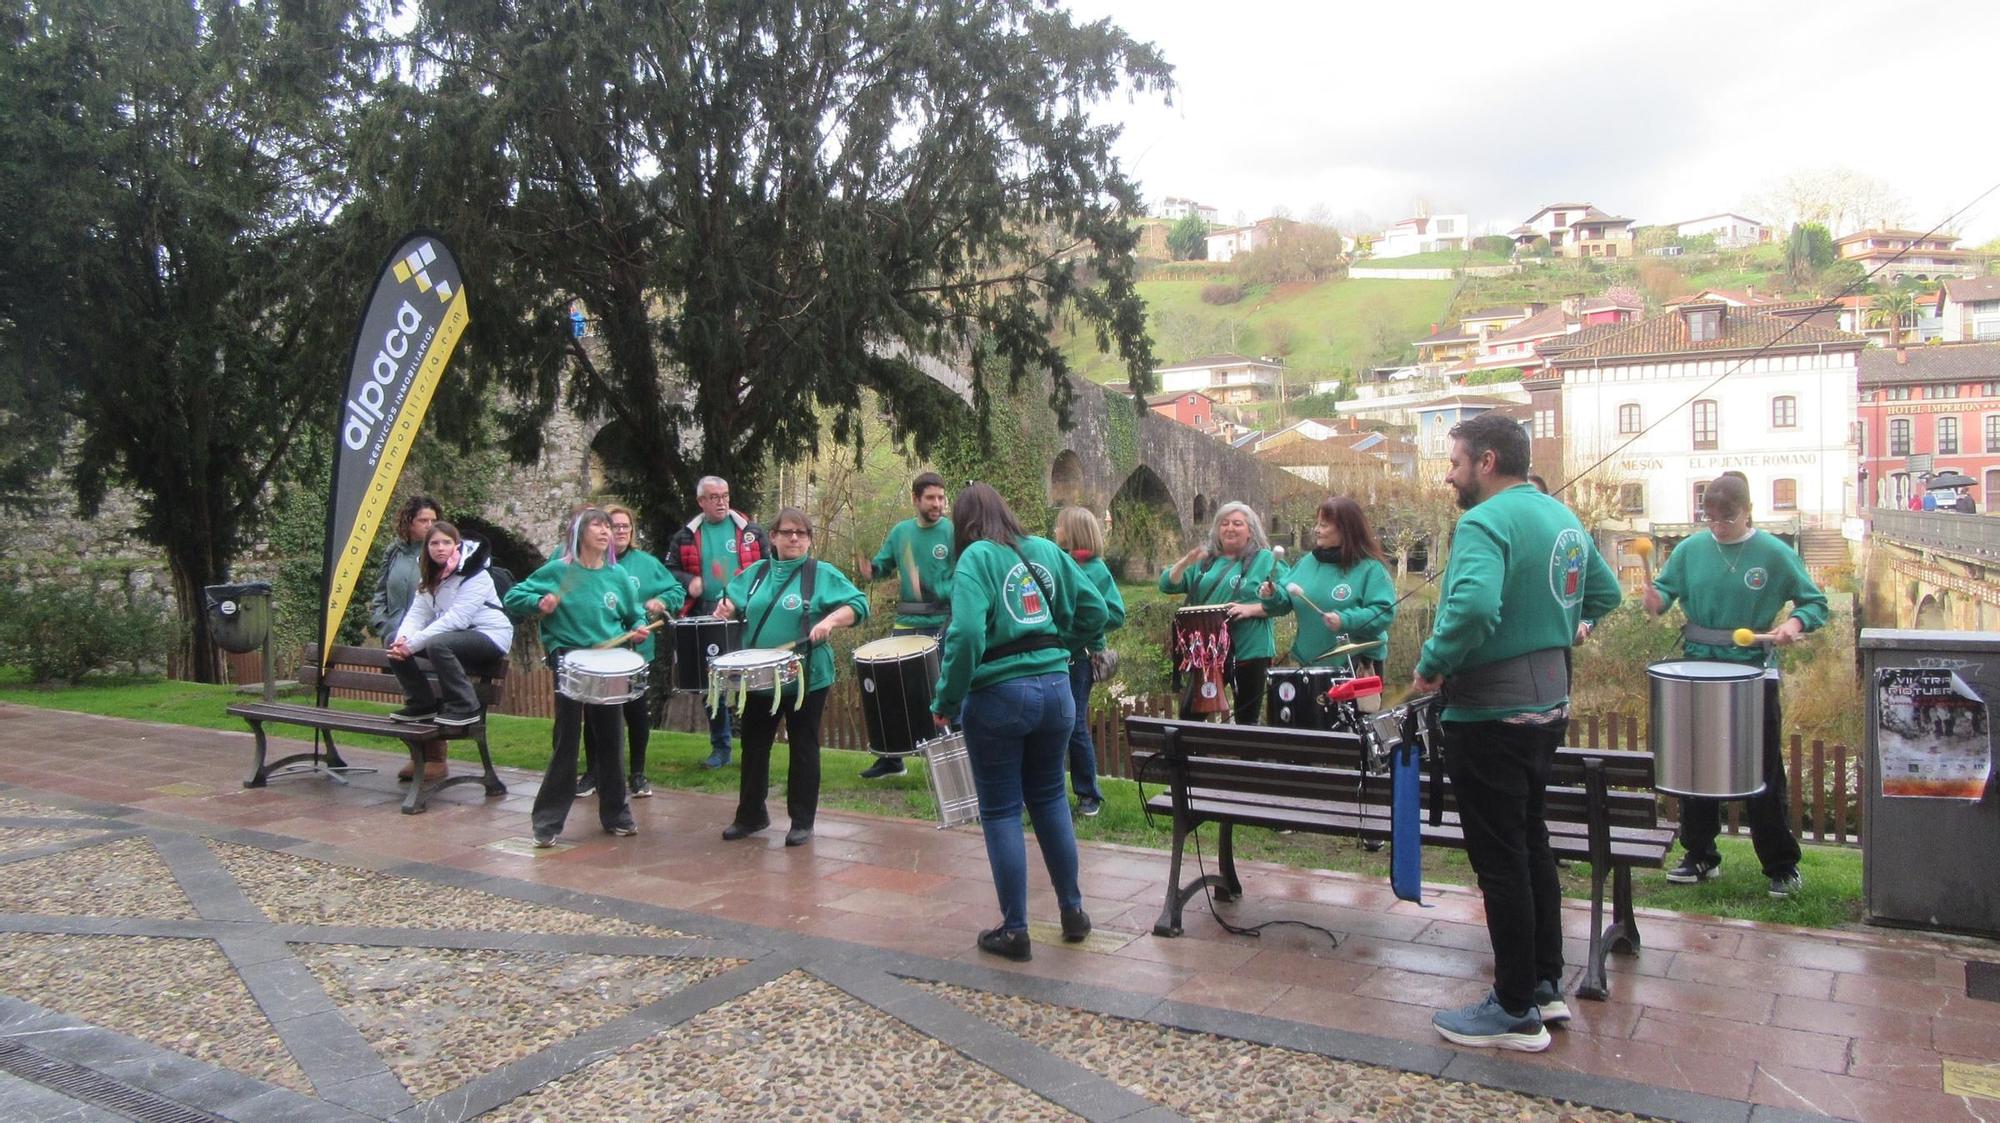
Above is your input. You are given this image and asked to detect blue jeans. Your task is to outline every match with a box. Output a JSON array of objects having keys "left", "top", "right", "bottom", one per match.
[
  {"left": 961, "top": 672, "right": 1082, "bottom": 932},
  {"left": 1066, "top": 658, "right": 1103, "bottom": 803},
  {"left": 706, "top": 703, "right": 733, "bottom": 760}
]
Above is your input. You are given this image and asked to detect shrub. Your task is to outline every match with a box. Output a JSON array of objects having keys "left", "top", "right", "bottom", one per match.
[
  {"left": 1200, "top": 282, "right": 1243, "bottom": 305},
  {"left": 0, "top": 572, "right": 183, "bottom": 683}
]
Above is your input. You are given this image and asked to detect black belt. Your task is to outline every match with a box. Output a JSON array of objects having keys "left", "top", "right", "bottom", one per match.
[
  {"left": 896, "top": 600, "right": 949, "bottom": 617},
  {"left": 980, "top": 633, "right": 1064, "bottom": 664}
]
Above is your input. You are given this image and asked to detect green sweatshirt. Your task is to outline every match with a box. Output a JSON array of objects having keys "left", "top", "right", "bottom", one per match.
[
  {"left": 869, "top": 517, "right": 955, "bottom": 628},
  {"left": 1416, "top": 483, "right": 1622, "bottom": 721},
  {"left": 1262, "top": 553, "right": 1395, "bottom": 665},
  {"left": 1068, "top": 553, "right": 1127, "bottom": 656},
  {"left": 934, "top": 536, "right": 1108, "bottom": 716},
  {"left": 1652, "top": 529, "right": 1827, "bottom": 665},
  {"left": 504, "top": 557, "right": 644, "bottom": 656},
  {"left": 722, "top": 556, "right": 869, "bottom": 693},
  {"left": 1159, "top": 548, "right": 1279, "bottom": 661},
  {"left": 615, "top": 548, "right": 688, "bottom": 661}
]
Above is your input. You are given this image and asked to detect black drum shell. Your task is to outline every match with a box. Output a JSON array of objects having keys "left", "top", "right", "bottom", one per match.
[
  {"left": 855, "top": 641, "right": 943, "bottom": 756},
  {"left": 671, "top": 617, "right": 743, "bottom": 693}
]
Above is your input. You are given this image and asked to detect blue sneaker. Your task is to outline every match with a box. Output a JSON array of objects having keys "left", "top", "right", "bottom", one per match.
[
  {"left": 1432, "top": 991, "right": 1551, "bottom": 1052},
  {"left": 1533, "top": 979, "right": 1571, "bottom": 1024}
]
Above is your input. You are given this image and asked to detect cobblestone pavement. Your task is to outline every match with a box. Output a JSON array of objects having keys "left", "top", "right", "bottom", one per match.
[{"left": 0, "top": 787, "right": 1710, "bottom": 1123}]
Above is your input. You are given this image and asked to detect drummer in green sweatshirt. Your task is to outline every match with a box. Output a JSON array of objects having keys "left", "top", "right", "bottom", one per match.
[
  {"left": 855, "top": 471, "right": 956, "bottom": 779},
  {"left": 1412, "top": 413, "right": 1620, "bottom": 1054},
  {"left": 1259, "top": 495, "right": 1396, "bottom": 673},
  {"left": 1159, "top": 502, "right": 1280, "bottom": 724},
  {"left": 930, "top": 483, "right": 1107, "bottom": 963},
  {"left": 713, "top": 507, "right": 868, "bottom": 847},
  {"left": 593, "top": 505, "right": 687, "bottom": 800},
  {"left": 1645, "top": 472, "right": 1826, "bottom": 898},
  {"left": 504, "top": 509, "right": 650, "bottom": 847}
]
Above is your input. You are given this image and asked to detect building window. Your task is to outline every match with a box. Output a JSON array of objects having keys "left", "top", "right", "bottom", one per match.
[
  {"left": 1619, "top": 484, "right": 1645, "bottom": 514},
  {"left": 1692, "top": 399, "right": 1718, "bottom": 450},
  {"left": 1617, "top": 403, "right": 1641, "bottom": 434},
  {"left": 1887, "top": 387, "right": 1911, "bottom": 401},
  {"left": 1986, "top": 414, "right": 2000, "bottom": 453},
  {"left": 1692, "top": 479, "right": 1712, "bottom": 513},
  {"left": 1922, "top": 384, "right": 1960, "bottom": 399},
  {"left": 1939, "top": 416, "right": 1960, "bottom": 455},
  {"left": 1772, "top": 479, "right": 1798, "bottom": 510},
  {"left": 1772, "top": 395, "right": 1797, "bottom": 428},
  {"left": 1890, "top": 417, "right": 1912, "bottom": 456},
  {"left": 1534, "top": 409, "right": 1556, "bottom": 438},
  {"left": 1980, "top": 382, "right": 1999, "bottom": 397},
  {"left": 1688, "top": 309, "right": 1722, "bottom": 342}
]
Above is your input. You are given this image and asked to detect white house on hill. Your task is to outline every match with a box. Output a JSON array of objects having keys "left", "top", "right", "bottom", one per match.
[{"left": 1371, "top": 214, "right": 1468, "bottom": 258}]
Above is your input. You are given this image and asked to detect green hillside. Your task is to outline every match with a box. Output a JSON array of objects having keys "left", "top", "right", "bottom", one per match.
[{"left": 1059, "top": 276, "right": 1454, "bottom": 388}]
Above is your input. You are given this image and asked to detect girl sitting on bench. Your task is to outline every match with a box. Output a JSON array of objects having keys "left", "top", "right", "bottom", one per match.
[{"left": 387, "top": 522, "right": 514, "bottom": 779}]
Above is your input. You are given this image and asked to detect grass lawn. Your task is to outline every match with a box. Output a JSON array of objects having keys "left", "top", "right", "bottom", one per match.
[
  {"left": 0, "top": 673, "right": 1861, "bottom": 930},
  {"left": 1361, "top": 250, "right": 1511, "bottom": 269},
  {"left": 1060, "top": 276, "right": 1453, "bottom": 385}
]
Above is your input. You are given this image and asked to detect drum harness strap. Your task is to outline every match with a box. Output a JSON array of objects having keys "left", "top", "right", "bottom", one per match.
[{"left": 741, "top": 558, "right": 818, "bottom": 711}]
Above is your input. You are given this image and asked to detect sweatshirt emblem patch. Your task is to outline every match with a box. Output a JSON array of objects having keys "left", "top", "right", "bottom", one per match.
[
  {"left": 1548, "top": 528, "right": 1587, "bottom": 608},
  {"left": 602, "top": 591, "right": 622, "bottom": 611},
  {"left": 1744, "top": 567, "right": 1768, "bottom": 591},
  {"left": 932, "top": 543, "right": 949, "bottom": 560},
  {"left": 1002, "top": 562, "right": 1054, "bottom": 625},
  {"left": 1331, "top": 583, "right": 1352, "bottom": 602},
  {"left": 781, "top": 592, "right": 803, "bottom": 611}
]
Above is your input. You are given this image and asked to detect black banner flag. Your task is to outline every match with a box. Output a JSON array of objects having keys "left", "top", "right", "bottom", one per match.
[{"left": 319, "top": 234, "right": 470, "bottom": 666}]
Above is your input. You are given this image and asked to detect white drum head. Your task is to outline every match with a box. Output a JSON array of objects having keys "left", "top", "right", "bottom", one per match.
[
  {"left": 565, "top": 648, "right": 644, "bottom": 673},
  {"left": 854, "top": 635, "right": 939, "bottom": 662},
  {"left": 712, "top": 648, "right": 796, "bottom": 671}
]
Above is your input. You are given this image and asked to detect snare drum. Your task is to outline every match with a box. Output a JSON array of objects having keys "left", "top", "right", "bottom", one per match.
[
  {"left": 852, "top": 635, "right": 942, "bottom": 757},
  {"left": 670, "top": 615, "right": 742, "bottom": 693},
  {"left": 918, "top": 731, "right": 980, "bottom": 827},
  {"left": 1172, "top": 605, "right": 1233, "bottom": 716},
  {"left": 707, "top": 647, "right": 804, "bottom": 714},
  {"left": 557, "top": 648, "right": 650, "bottom": 706},
  {"left": 1265, "top": 666, "right": 1339, "bottom": 729}
]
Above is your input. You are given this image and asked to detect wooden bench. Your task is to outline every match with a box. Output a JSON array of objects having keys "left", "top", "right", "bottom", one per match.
[
  {"left": 1127, "top": 716, "right": 1676, "bottom": 1001},
  {"left": 227, "top": 643, "right": 508, "bottom": 815}
]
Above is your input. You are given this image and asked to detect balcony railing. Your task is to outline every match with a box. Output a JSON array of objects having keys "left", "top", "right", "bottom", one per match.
[{"left": 1869, "top": 507, "right": 2000, "bottom": 560}]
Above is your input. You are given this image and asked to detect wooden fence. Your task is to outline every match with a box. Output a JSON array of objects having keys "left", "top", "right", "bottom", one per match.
[{"left": 226, "top": 648, "right": 1861, "bottom": 845}]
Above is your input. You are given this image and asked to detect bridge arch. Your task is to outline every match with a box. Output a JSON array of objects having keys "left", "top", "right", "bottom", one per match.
[
  {"left": 1049, "top": 449, "right": 1086, "bottom": 509},
  {"left": 1108, "top": 465, "right": 1183, "bottom": 579},
  {"left": 1915, "top": 594, "right": 1948, "bottom": 630}
]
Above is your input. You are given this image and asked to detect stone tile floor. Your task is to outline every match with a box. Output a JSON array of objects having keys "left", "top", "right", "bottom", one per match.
[{"left": 0, "top": 702, "right": 1996, "bottom": 1121}]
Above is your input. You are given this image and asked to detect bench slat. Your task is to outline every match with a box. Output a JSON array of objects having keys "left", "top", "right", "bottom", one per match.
[{"left": 226, "top": 701, "right": 439, "bottom": 738}]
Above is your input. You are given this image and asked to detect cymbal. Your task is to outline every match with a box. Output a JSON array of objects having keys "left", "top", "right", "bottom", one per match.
[{"left": 1322, "top": 639, "right": 1378, "bottom": 658}]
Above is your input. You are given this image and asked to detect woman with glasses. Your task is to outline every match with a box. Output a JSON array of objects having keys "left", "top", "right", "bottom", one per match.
[
  {"left": 713, "top": 509, "right": 868, "bottom": 846},
  {"left": 1644, "top": 474, "right": 1826, "bottom": 898}
]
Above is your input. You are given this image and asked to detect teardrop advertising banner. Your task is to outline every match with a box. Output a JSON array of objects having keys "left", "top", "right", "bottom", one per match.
[{"left": 319, "top": 233, "right": 470, "bottom": 667}]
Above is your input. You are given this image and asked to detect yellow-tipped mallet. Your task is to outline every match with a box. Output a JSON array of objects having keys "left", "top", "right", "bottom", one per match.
[
  {"left": 1632, "top": 535, "right": 1655, "bottom": 583},
  {"left": 1734, "top": 627, "right": 1779, "bottom": 647}
]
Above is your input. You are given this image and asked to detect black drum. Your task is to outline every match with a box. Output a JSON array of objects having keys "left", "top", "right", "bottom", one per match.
[
  {"left": 1265, "top": 667, "right": 1341, "bottom": 729},
  {"left": 852, "top": 635, "right": 942, "bottom": 756},
  {"left": 670, "top": 616, "right": 742, "bottom": 694}
]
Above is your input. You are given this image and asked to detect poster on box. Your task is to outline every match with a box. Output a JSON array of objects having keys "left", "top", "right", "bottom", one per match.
[{"left": 1875, "top": 667, "right": 1990, "bottom": 799}]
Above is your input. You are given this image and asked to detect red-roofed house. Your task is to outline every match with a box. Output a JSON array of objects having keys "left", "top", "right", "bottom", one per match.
[
  {"left": 1835, "top": 229, "right": 1981, "bottom": 283},
  {"left": 1146, "top": 390, "right": 1217, "bottom": 432},
  {"left": 1550, "top": 303, "right": 1866, "bottom": 534}
]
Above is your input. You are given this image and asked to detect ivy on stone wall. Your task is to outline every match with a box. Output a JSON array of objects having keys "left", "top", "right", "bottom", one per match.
[
  {"left": 932, "top": 362, "right": 1059, "bottom": 528},
  {"left": 1103, "top": 386, "right": 1139, "bottom": 477}
]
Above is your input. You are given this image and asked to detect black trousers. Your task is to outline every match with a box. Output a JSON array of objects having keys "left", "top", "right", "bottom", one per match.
[
  {"left": 533, "top": 694, "right": 631, "bottom": 837},
  {"left": 1676, "top": 677, "right": 1801, "bottom": 877},
  {"left": 1441, "top": 717, "right": 1567, "bottom": 1017},
  {"left": 733, "top": 687, "right": 829, "bottom": 830},
  {"left": 388, "top": 630, "right": 503, "bottom": 714},
  {"left": 580, "top": 682, "right": 655, "bottom": 779}
]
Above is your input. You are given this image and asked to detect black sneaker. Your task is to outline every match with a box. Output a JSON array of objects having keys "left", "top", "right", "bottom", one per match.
[
  {"left": 390, "top": 705, "right": 438, "bottom": 723},
  {"left": 859, "top": 758, "right": 907, "bottom": 780},
  {"left": 1768, "top": 870, "right": 1803, "bottom": 898},
  {"left": 1665, "top": 854, "right": 1720, "bottom": 884},
  {"left": 575, "top": 774, "right": 597, "bottom": 798},
  {"left": 434, "top": 708, "right": 481, "bottom": 727},
  {"left": 532, "top": 832, "right": 557, "bottom": 848},
  {"left": 1077, "top": 797, "right": 1102, "bottom": 818},
  {"left": 606, "top": 822, "right": 637, "bottom": 837},
  {"left": 977, "top": 927, "right": 1031, "bottom": 962},
  {"left": 629, "top": 774, "right": 652, "bottom": 798},
  {"left": 1060, "top": 906, "right": 1092, "bottom": 943}
]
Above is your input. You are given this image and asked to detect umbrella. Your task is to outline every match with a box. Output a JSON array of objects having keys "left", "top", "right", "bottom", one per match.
[{"left": 1926, "top": 472, "right": 1976, "bottom": 490}]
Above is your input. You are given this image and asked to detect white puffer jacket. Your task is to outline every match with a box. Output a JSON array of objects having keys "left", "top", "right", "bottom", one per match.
[{"left": 393, "top": 539, "right": 515, "bottom": 655}]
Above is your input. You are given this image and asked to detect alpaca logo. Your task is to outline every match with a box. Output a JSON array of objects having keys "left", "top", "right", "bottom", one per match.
[{"left": 391, "top": 241, "right": 456, "bottom": 304}]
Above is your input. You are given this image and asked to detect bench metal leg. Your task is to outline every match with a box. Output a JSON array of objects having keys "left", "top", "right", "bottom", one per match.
[
  {"left": 475, "top": 735, "right": 507, "bottom": 797},
  {"left": 243, "top": 725, "right": 377, "bottom": 789},
  {"left": 402, "top": 733, "right": 509, "bottom": 814},
  {"left": 1214, "top": 821, "right": 1243, "bottom": 901},
  {"left": 1153, "top": 820, "right": 1231, "bottom": 938},
  {"left": 1579, "top": 859, "right": 1612, "bottom": 1001},
  {"left": 243, "top": 723, "right": 272, "bottom": 788},
  {"left": 1605, "top": 864, "right": 1641, "bottom": 954}
]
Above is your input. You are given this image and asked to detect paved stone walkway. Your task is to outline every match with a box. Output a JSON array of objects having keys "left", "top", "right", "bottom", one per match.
[{"left": 0, "top": 702, "right": 1995, "bottom": 1121}]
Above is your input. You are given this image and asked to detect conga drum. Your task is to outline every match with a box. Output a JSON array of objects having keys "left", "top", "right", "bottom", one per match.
[
  {"left": 1648, "top": 660, "right": 1766, "bottom": 798},
  {"left": 1172, "top": 605, "right": 1233, "bottom": 716},
  {"left": 852, "top": 635, "right": 942, "bottom": 757}
]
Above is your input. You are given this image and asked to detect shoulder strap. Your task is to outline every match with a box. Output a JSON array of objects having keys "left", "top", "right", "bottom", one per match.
[{"left": 747, "top": 560, "right": 807, "bottom": 648}]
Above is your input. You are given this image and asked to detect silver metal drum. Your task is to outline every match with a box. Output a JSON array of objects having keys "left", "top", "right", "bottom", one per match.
[
  {"left": 1648, "top": 660, "right": 1766, "bottom": 798},
  {"left": 918, "top": 731, "right": 981, "bottom": 827}
]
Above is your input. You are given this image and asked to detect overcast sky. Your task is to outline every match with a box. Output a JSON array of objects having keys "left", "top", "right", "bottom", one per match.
[{"left": 1062, "top": 0, "right": 2000, "bottom": 242}]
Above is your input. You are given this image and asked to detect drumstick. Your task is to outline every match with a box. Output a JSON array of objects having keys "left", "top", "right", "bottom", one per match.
[
  {"left": 1733, "top": 628, "right": 1778, "bottom": 647},
  {"left": 1286, "top": 582, "right": 1328, "bottom": 616},
  {"left": 591, "top": 619, "right": 666, "bottom": 649},
  {"left": 904, "top": 541, "right": 922, "bottom": 600}
]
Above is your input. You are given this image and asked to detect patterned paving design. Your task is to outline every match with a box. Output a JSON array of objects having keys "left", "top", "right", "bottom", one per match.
[{"left": 0, "top": 835, "right": 198, "bottom": 919}]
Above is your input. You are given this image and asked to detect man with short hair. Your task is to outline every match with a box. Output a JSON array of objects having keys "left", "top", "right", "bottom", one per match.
[
  {"left": 1412, "top": 413, "right": 1620, "bottom": 1053},
  {"left": 667, "top": 477, "right": 771, "bottom": 769},
  {"left": 856, "top": 472, "right": 955, "bottom": 779}
]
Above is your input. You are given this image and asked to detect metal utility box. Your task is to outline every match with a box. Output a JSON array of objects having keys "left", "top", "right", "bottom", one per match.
[{"left": 1860, "top": 629, "right": 2000, "bottom": 938}]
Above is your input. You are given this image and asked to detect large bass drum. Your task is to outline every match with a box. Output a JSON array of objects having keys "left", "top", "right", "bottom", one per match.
[
  {"left": 852, "top": 635, "right": 942, "bottom": 757},
  {"left": 1648, "top": 660, "right": 1767, "bottom": 798}
]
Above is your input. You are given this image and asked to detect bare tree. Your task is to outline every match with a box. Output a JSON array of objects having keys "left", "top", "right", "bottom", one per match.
[{"left": 1752, "top": 167, "right": 1909, "bottom": 237}]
